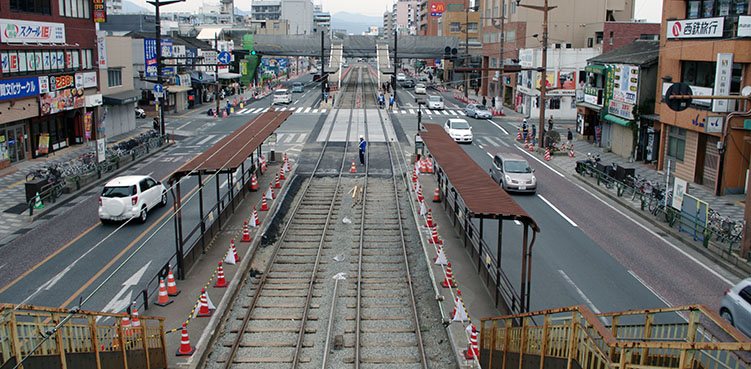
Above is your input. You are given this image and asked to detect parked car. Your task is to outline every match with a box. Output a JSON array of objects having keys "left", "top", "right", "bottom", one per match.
[
  {"left": 721, "top": 278, "right": 751, "bottom": 337},
  {"left": 427, "top": 95, "right": 444, "bottom": 110},
  {"left": 291, "top": 82, "right": 304, "bottom": 93},
  {"left": 443, "top": 118, "right": 473, "bottom": 143},
  {"left": 465, "top": 103, "right": 493, "bottom": 119},
  {"left": 400, "top": 79, "right": 416, "bottom": 88},
  {"left": 415, "top": 83, "right": 427, "bottom": 94},
  {"left": 489, "top": 153, "right": 537, "bottom": 193},
  {"left": 99, "top": 175, "right": 167, "bottom": 223},
  {"left": 397, "top": 72, "right": 406, "bottom": 81},
  {"left": 273, "top": 89, "right": 293, "bottom": 104}
]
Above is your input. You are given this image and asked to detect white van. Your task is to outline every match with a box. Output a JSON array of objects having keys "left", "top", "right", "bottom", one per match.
[{"left": 273, "top": 89, "right": 292, "bottom": 104}]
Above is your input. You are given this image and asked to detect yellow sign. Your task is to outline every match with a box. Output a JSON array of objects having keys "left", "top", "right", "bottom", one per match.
[
  {"left": 38, "top": 133, "right": 50, "bottom": 154},
  {"left": 535, "top": 72, "right": 557, "bottom": 89}
]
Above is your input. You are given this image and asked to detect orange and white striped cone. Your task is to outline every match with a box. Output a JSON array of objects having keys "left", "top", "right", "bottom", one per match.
[
  {"left": 412, "top": 170, "right": 417, "bottom": 183},
  {"left": 516, "top": 129, "right": 522, "bottom": 140},
  {"left": 569, "top": 147, "right": 575, "bottom": 158},
  {"left": 274, "top": 173, "right": 281, "bottom": 189},
  {"left": 284, "top": 158, "right": 291, "bottom": 172},
  {"left": 268, "top": 183, "right": 275, "bottom": 199},
  {"left": 463, "top": 325, "right": 479, "bottom": 360},
  {"left": 251, "top": 206, "right": 259, "bottom": 227},
  {"left": 155, "top": 277, "right": 173, "bottom": 307},
  {"left": 224, "top": 241, "right": 237, "bottom": 265},
  {"left": 529, "top": 139, "right": 535, "bottom": 151},
  {"left": 544, "top": 148, "right": 551, "bottom": 161},
  {"left": 416, "top": 186, "right": 423, "bottom": 202},
  {"left": 280, "top": 167, "right": 286, "bottom": 180},
  {"left": 432, "top": 187, "right": 440, "bottom": 202},
  {"left": 121, "top": 311, "right": 132, "bottom": 338},
  {"left": 166, "top": 270, "right": 180, "bottom": 296},
  {"left": 425, "top": 209, "right": 436, "bottom": 228},
  {"left": 434, "top": 246, "right": 448, "bottom": 265},
  {"left": 250, "top": 174, "right": 258, "bottom": 191},
  {"left": 231, "top": 240, "right": 240, "bottom": 263},
  {"left": 430, "top": 226, "right": 443, "bottom": 245},
  {"left": 241, "top": 221, "right": 251, "bottom": 242},
  {"left": 196, "top": 288, "right": 213, "bottom": 317},
  {"left": 261, "top": 196, "right": 269, "bottom": 211},
  {"left": 427, "top": 159, "right": 434, "bottom": 173},
  {"left": 523, "top": 138, "right": 529, "bottom": 149},
  {"left": 130, "top": 303, "right": 141, "bottom": 328},
  {"left": 441, "top": 262, "right": 455, "bottom": 288},
  {"left": 176, "top": 324, "right": 195, "bottom": 356},
  {"left": 214, "top": 262, "right": 227, "bottom": 288},
  {"left": 350, "top": 161, "right": 357, "bottom": 173}
]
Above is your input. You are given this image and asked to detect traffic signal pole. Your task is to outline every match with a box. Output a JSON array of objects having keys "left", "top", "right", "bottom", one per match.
[{"left": 147, "top": 0, "right": 183, "bottom": 135}]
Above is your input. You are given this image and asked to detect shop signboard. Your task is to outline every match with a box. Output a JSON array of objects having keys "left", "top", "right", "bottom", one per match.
[
  {"left": 75, "top": 73, "right": 83, "bottom": 89},
  {"left": 712, "top": 53, "right": 733, "bottom": 112},
  {"left": 38, "top": 133, "right": 49, "bottom": 154},
  {"left": 83, "top": 72, "right": 97, "bottom": 88},
  {"left": 97, "top": 32, "right": 107, "bottom": 68},
  {"left": 0, "top": 19, "right": 65, "bottom": 44},
  {"left": 49, "top": 74, "right": 76, "bottom": 91},
  {"left": 93, "top": 0, "right": 106, "bottom": 22},
  {"left": 0, "top": 76, "right": 39, "bottom": 101},
  {"left": 607, "top": 100, "right": 634, "bottom": 120},
  {"left": 583, "top": 86, "right": 600, "bottom": 106},
  {"left": 706, "top": 116, "right": 724, "bottom": 133},
  {"left": 558, "top": 71, "right": 577, "bottom": 90},
  {"left": 161, "top": 39, "right": 174, "bottom": 77},
  {"left": 144, "top": 39, "right": 157, "bottom": 77},
  {"left": 667, "top": 17, "right": 724, "bottom": 39},
  {"left": 612, "top": 64, "right": 638, "bottom": 105},
  {"left": 39, "top": 88, "right": 85, "bottom": 116},
  {"left": 430, "top": 2, "right": 445, "bottom": 16},
  {"left": 84, "top": 112, "right": 93, "bottom": 139},
  {"left": 38, "top": 76, "right": 48, "bottom": 94},
  {"left": 739, "top": 15, "right": 751, "bottom": 37},
  {"left": 535, "top": 71, "right": 557, "bottom": 89}
]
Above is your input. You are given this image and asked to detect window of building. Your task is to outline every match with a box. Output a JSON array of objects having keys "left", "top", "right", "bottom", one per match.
[
  {"left": 450, "top": 22, "right": 461, "bottom": 33},
  {"left": 667, "top": 126, "right": 686, "bottom": 161},
  {"left": 609, "top": 31, "right": 614, "bottom": 45},
  {"left": 506, "top": 29, "right": 515, "bottom": 42},
  {"left": 447, "top": 3, "right": 463, "bottom": 11},
  {"left": 108, "top": 69, "right": 122, "bottom": 87},
  {"left": 687, "top": 0, "right": 749, "bottom": 17},
  {"left": 595, "top": 32, "right": 603, "bottom": 44},
  {"left": 493, "top": 6, "right": 498, "bottom": 17},
  {"left": 10, "top": 0, "right": 51, "bottom": 14},
  {"left": 82, "top": 49, "right": 93, "bottom": 70},
  {"left": 510, "top": 1, "right": 516, "bottom": 14},
  {"left": 681, "top": 60, "right": 716, "bottom": 88},
  {"left": 549, "top": 97, "right": 561, "bottom": 109},
  {"left": 59, "top": 0, "right": 90, "bottom": 18},
  {"left": 588, "top": 38, "right": 594, "bottom": 47},
  {"left": 467, "top": 22, "right": 478, "bottom": 32}
]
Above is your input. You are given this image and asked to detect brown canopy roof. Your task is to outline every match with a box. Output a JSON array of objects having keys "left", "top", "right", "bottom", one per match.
[
  {"left": 420, "top": 123, "right": 538, "bottom": 230},
  {"left": 172, "top": 110, "right": 292, "bottom": 179}
]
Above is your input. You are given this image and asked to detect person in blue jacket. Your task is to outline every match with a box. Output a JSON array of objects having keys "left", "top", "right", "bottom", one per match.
[{"left": 358, "top": 136, "right": 367, "bottom": 165}]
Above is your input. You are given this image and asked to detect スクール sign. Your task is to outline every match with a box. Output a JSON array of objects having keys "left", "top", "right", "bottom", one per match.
[
  {"left": 0, "top": 76, "right": 40, "bottom": 101},
  {"left": 0, "top": 19, "right": 65, "bottom": 44}
]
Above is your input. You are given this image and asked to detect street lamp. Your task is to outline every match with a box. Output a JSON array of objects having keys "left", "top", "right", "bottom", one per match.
[{"left": 516, "top": 0, "right": 556, "bottom": 148}]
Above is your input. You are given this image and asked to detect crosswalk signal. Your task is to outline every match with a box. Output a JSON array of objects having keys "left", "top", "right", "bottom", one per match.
[
  {"left": 251, "top": 50, "right": 256, "bottom": 55},
  {"left": 198, "top": 72, "right": 203, "bottom": 80}
]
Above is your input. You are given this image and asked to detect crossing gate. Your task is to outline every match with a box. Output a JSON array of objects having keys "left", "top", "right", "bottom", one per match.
[{"left": 0, "top": 304, "right": 166, "bottom": 369}]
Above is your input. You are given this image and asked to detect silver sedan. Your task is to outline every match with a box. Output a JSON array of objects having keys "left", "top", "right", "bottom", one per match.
[{"left": 464, "top": 104, "right": 493, "bottom": 119}]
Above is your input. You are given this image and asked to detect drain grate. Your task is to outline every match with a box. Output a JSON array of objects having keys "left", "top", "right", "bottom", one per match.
[{"left": 4, "top": 203, "right": 29, "bottom": 214}]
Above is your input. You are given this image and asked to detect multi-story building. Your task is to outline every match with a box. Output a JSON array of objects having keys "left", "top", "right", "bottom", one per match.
[
  {"left": 657, "top": 0, "right": 751, "bottom": 196},
  {"left": 432, "top": 2, "right": 481, "bottom": 85},
  {"left": 313, "top": 4, "right": 330, "bottom": 33},
  {"left": 106, "top": 0, "right": 123, "bottom": 16},
  {"left": 601, "top": 21, "right": 659, "bottom": 53},
  {"left": 395, "top": 0, "right": 420, "bottom": 35},
  {"left": 0, "top": 0, "right": 101, "bottom": 166},
  {"left": 481, "top": 0, "right": 636, "bottom": 107},
  {"left": 100, "top": 36, "right": 140, "bottom": 138},
  {"left": 251, "top": 0, "right": 281, "bottom": 21},
  {"left": 251, "top": 0, "right": 313, "bottom": 35},
  {"left": 383, "top": 10, "right": 395, "bottom": 38}
]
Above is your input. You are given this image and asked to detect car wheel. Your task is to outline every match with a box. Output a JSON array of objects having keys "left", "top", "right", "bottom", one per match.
[
  {"left": 100, "top": 218, "right": 110, "bottom": 225},
  {"left": 139, "top": 207, "right": 148, "bottom": 223},
  {"left": 720, "top": 308, "right": 734, "bottom": 326},
  {"left": 159, "top": 192, "right": 168, "bottom": 207}
]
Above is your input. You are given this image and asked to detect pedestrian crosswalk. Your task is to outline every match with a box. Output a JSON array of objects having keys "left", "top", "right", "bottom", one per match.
[
  {"left": 233, "top": 106, "right": 328, "bottom": 115},
  {"left": 392, "top": 108, "right": 466, "bottom": 116}
]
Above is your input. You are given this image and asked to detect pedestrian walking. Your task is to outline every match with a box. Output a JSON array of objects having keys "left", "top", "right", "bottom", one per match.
[
  {"left": 378, "top": 93, "right": 385, "bottom": 108},
  {"left": 474, "top": 86, "right": 479, "bottom": 96},
  {"left": 152, "top": 117, "right": 160, "bottom": 132},
  {"left": 358, "top": 136, "right": 367, "bottom": 165},
  {"left": 482, "top": 96, "right": 487, "bottom": 107},
  {"left": 567, "top": 128, "right": 573, "bottom": 147},
  {"left": 388, "top": 94, "right": 394, "bottom": 110},
  {"left": 226, "top": 100, "right": 231, "bottom": 116},
  {"left": 548, "top": 115, "right": 554, "bottom": 131},
  {"left": 522, "top": 119, "right": 528, "bottom": 140}
]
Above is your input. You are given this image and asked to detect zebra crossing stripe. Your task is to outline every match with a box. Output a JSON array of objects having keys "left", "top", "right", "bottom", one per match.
[
  {"left": 304, "top": 107, "right": 311, "bottom": 113},
  {"left": 320, "top": 109, "right": 326, "bottom": 113},
  {"left": 296, "top": 107, "right": 304, "bottom": 113},
  {"left": 400, "top": 110, "right": 406, "bottom": 114},
  {"left": 262, "top": 107, "right": 270, "bottom": 113},
  {"left": 312, "top": 109, "right": 319, "bottom": 113},
  {"left": 409, "top": 109, "right": 415, "bottom": 114},
  {"left": 236, "top": 108, "right": 249, "bottom": 114}
]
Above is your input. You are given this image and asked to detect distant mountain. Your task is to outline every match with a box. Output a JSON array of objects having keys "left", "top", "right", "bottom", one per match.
[
  {"left": 234, "top": 7, "right": 250, "bottom": 16},
  {"left": 122, "top": 0, "right": 150, "bottom": 13},
  {"left": 330, "top": 12, "right": 382, "bottom": 35}
]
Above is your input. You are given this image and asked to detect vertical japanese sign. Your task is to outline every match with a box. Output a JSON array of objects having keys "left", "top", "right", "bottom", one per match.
[
  {"left": 38, "top": 133, "right": 49, "bottom": 154},
  {"left": 97, "top": 31, "right": 107, "bottom": 68},
  {"left": 84, "top": 112, "right": 93, "bottom": 139},
  {"left": 161, "top": 39, "right": 174, "bottom": 76},
  {"left": 712, "top": 53, "right": 733, "bottom": 113},
  {"left": 92, "top": 0, "right": 106, "bottom": 22},
  {"left": 144, "top": 39, "right": 157, "bottom": 77}
]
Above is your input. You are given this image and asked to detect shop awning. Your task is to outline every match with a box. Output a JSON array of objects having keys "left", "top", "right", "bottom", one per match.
[
  {"left": 218, "top": 73, "right": 242, "bottom": 79},
  {"left": 604, "top": 114, "right": 632, "bottom": 127},
  {"left": 103, "top": 89, "right": 141, "bottom": 105},
  {"left": 576, "top": 102, "right": 603, "bottom": 111},
  {"left": 585, "top": 64, "right": 608, "bottom": 74},
  {"left": 166, "top": 85, "right": 192, "bottom": 93}
]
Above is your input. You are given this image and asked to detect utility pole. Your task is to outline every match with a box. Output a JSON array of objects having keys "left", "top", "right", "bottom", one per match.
[
  {"left": 516, "top": 0, "right": 556, "bottom": 148},
  {"left": 393, "top": 29, "right": 398, "bottom": 94},
  {"left": 320, "top": 30, "right": 325, "bottom": 100},
  {"left": 215, "top": 32, "right": 220, "bottom": 116},
  {"left": 498, "top": 0, "right": 506, "bottom": 109},
  {"left": 146, "top": 0, "right": 183, "bottom": 135}
]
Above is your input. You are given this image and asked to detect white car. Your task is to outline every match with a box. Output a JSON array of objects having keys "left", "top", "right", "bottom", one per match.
[
  {"left": 427, "top": 95, "right": 444, "bottom": 110},
  {"left": 443, "top": 118, "right": 473, "bottom": 143},
  {"left": 720, "top": 278, "right": 751, "bottom": 337},
  {"left": 273, "top": 89, "right": 292, "bottom": 104},
  {"left": 99, "top": 175, "right": 167, "bottom": 223},
  {"left": 396, "top": 73, "right": 406, "bottom": 81},
  {"left": 415, "top": 83, "right": 427, "bottom": 94}
]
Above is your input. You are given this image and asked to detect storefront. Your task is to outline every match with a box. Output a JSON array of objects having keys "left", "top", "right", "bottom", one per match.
[
  {"left": 0, "top": 123, "right": 28, "bottom": 164},
  {"left": 103, "top": 90, "right": 140, "bottom": 137}
]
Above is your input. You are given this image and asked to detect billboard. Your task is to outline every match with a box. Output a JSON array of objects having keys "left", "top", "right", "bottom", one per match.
[{"left": 612, "top": 64, "right": 638, "bottom": 105}]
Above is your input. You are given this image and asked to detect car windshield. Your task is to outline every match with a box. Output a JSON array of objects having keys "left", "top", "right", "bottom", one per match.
[
  {"left": 102, "top": 185, "right": 135, "bottom": 197},
  {"left": 505, "top": 160, "right": 532, "bottom": 173},
  {"left": 429, "top": 96, "right": 442, "bottom": 102},
  {"left": 451, "top": 121, "right": 470, "bottom": 130},
  {"left": 475, "top": 105, "right": 488, "bottom": 111},
  {"left": 293, "top": 83, "right": 302, "bottom": 87},
  {"left": 416, "top": 84, "right": 425, "bottom": 88},
  {"left": 274, "top": 90, "right": 287, "bottom": 95}
]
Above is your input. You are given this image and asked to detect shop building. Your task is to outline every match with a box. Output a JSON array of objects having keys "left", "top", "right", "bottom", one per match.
[
  {"left": 0, "top": 2, "right": 100, "bottom": 167},
  {"left": 657, "top": 0, "right": 751, "bottom": 195},
  {"left": 576, "top": 40, "right": 660, "bottom": 160},
  {"left": 100, "top": 35, "right": 140, "bottom": 137}
]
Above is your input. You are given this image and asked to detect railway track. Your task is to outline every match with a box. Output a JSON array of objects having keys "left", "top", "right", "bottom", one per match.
[{"left": 205, "top": 64, "right": 446, "bottom": 368}]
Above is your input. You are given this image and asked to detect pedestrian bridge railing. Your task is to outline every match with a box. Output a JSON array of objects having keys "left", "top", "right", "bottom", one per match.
[
  {"left": 479, "top": 305, "right": 751, "bottom": 369},
  {"left": 0, "top": 304, "right": 166, "bottom": 369}
]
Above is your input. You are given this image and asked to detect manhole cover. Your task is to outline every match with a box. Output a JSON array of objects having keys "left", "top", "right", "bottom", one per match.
[{"left": 4, "top": 203, "right": 29, "bottom": 214}]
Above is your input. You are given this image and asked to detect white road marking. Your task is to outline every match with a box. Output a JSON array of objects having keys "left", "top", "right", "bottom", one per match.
[
  {"left": 0, "top": 263, "right": 5, "bottom": 271},
  {"left": 320, "top": 109, "right": 327, "bottom": 113},
  {"left": 100, "top": 261, "right": 152, "bottom": 320},
  {"left": 515, "top": 146, "right": 565, "bottom": 177},
  {"left": 296, "top": 134, "right": 306, "bottom": 143},
  {"left": 558, "top": 270, "right": 604, "bottom": 318},
  {"left": 409, "top": 109, "right": 415, "bottom": 114},
  {"left": 312, "top": 109, "right": 319, "bottom": 113},
  {"left": 261, "top": 107, "right": 270, "bottom": 113},
  {"left": 197, "top": 135, "right": 215, "bottom": 145},
  {"left": 296, "top": 107, "right": 303, "bottom": 113},
  {"left": 176, "top": 121, "right": 193, "bottom": 130},
  {"left": 487, "top": 119, "right": 509, "bottom": 135},
  {"left": 627, "top": 270, "right": 673, "bottom": 307},
  {"left": 304, "top": 107, "right": 311, "bottom": 113},
  {"left": 538, "top": 194, "right": 578, "bottom": 227},
  {"left": 486, "top": 152, "right": 493, "bottom": 158}
]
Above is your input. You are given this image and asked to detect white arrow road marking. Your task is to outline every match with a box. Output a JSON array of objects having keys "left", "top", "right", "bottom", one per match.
[{"left": 99, "top": 261, "right": 152, "bottom": 321}]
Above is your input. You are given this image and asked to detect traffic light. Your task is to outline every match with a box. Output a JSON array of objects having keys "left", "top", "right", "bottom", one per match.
[
  {"left": 198, "top": 72, "right": 203, "bottom": 80},
  {"left": 450, "top": 47, "right": 457, "bottom": 61},
  {"left": 445, "top": 46, "right": 457, "bottom": 61},
  {"left": 251, "top": 50, "right": 256, "bottom": 55}
]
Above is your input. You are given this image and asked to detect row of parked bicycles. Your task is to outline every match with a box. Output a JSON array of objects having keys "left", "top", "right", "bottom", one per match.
[
  {"left": 575, "top": 153, "right": 745, "bottom": 245},
  {"left": 25, "top": 130, "right": 166, "bottom": 200}
]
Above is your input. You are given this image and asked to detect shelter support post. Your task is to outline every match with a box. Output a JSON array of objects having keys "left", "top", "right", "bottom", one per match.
[
  {"left": 496, "top": 219, "right": 503, "bottom": 307},
  {"left": 228, "top": 171, "right": 233, "bottom": 208},
  {"left": 176, "top": 181, "right": 184, "bottom": 279},
  {"left": 216, "top": 173, "right": 222, "bottom": 229},
  {"left": 478, "top": 217, "right": 484, "bottom": 271},
  {"left": 198, "top": 173, "right": 205, "bottom": 253}
]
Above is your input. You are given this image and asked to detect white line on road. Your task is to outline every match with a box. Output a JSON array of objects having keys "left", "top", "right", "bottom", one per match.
[
  {"left": 304, "top": 107, "right": 311, "bottom": 113},
  {"left": 296, "top": 134, "right": 306, "bottom": 143},
  {"left": 515, "top": 146, "right": 565, "bottom": 177},
  {"left": 0, "top": 263, "right": 5, "bottom": 271},
  {"left": 627, "top": 270, "right": 673, "bottom": 307},
  {"left": 176, "top": 121, "right": 193, "bottom": 130},
  {"left": 558, "top": 270, "right": 604, "bottom": 316},
  {"left": 487, "top": 119, "right": 509, "bottom": 135},
  {"left": 196, "top": 135, "right": 216, "bottom": 145},
  {"left": 538, "top": 194, "right": 578, "bottom": 227}
]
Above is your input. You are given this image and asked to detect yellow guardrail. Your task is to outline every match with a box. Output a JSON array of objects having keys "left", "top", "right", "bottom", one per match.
[{"left": 480, "top": 305, "right": 751, "bottom": 369}]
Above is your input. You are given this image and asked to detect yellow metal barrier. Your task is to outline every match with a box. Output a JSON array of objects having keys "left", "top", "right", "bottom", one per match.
[
  {"left": 0, "top": 304, "right": 166, "bottom": 369},
  {"left": 480, "top": 305, "right": 751, "bottom": 369}
]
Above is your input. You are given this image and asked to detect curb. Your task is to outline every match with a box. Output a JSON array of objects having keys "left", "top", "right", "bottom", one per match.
[{"left": 571, "top": 173, "right": 751, "bottom": 279}]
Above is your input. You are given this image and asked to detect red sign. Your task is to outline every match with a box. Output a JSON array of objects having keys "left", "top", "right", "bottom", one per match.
[
  {"left": 93, "top": 0, "right": 106, "bottom": 22},
  {"left": 50, "top": 75, "right": 75, "bottom": 91},
  {"left": 430, "top": 2, "right": 445, "bottom": 13}
]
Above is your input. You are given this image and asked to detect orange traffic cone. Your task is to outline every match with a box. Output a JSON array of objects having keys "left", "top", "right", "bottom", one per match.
[
  {"left": 274, "top": 173, "right": 281, "bottom": 189},
  {"left": 224, "top": 240, "right": 237, "bottom": 265},
  {"left": 250, "top": 174, "right": 258, "bottom": 191},
  {"left": 544, "top": 147, "right": 551, "bottom": 161},
  {"left": 241, "top": 221, "right": 251, "bottom": 242},
  {"left": 441, "top": 262, "right": 456, "bottom": 288},
  {"left": 268, "top": 183, "right": 275, "bottom": 199},
  {"left": 516, "top": 129, "right": 522, "bottom": 140},
  {"left": 280, "top": 167, "right": 286, "bottom": 180},
  {"left": 214, "top": 262, "right": 227, "bottom": 288},
  {"left": 231, "top": 240, "right": 240, "bottom": 263},
  {"left": 175, "top": 323, "right": 195, "bottom": 356},
  {"left": 196, "top": 288, "right": 213, "bottom": 317},
  {"left": 523, "top": 138, "right": 529, "bottom": 149},
  {"left": 252, "top": 206, "right": 260, "bottom": 226},
  {"left": 261, "top": 196, "right": 268, "bottom": 211},
  {"left": 155, "top": 278, "right": 173, "bottom": 307},
  {"left": 432, "top": 187, "right": 440, "bottom": 202},
  {"left": 121, "top": 311, "right": 132, "bottom": 338},
  {"left": 350, "top": 161, "right": 357, "bottom": 173},
  {"left": 426, "top": 209, "right": 435, "bottom": 228},
  {"left": 412, "top": 170, "right": 417, "bottom": 183},
  {"left": 430, "top": 226, "right": 443, "bottom": 245},
  {"left": 166, "top": 270, "right": 180, "bottom": 296},
  {"left": 463, "top": 325, "right": 479, "bottom": 360},
  {"left": 569, "top": 148, "right": 575, "bottom": 158},
  {"left": 416, "top": 186, "right": 423, "bottom": 202},
  {"left": 130, "top": 304, "right": 141, "bottom": 328},
  {"left": 427, "top": 159, "right": 434, "bottom": 173},
  {"left": 529, "top": 139, "right": 535, "bottom": 151}
]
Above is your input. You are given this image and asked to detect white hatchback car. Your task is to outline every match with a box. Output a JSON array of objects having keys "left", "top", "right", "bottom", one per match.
[
  {"left": 427, "top": 95, "right": 444, "bottom": 110},
  {"left": 273, "top": 89, "right": 292, "bottom": 104},
  {"left": 99, "top": 175, "right": 167, "bottom": 223},
  {"left": 443, "top": 118, "right": 473, "bottom": 143},
  {"left": 414, "top": 83, "right": 427, "bottom": 94}
]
